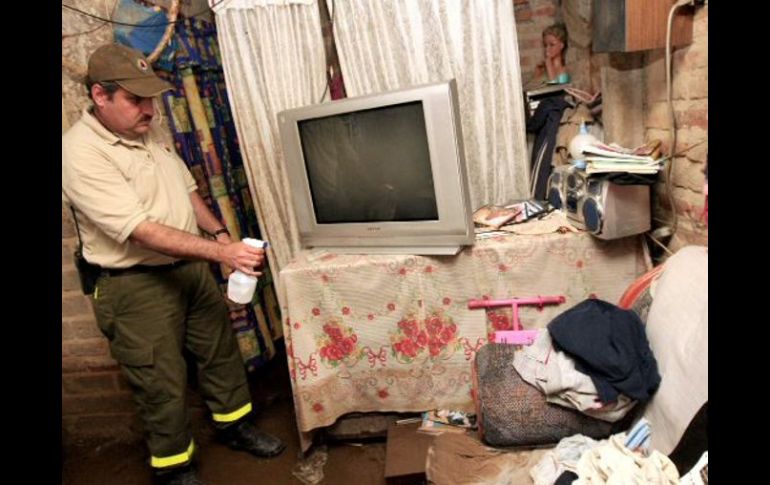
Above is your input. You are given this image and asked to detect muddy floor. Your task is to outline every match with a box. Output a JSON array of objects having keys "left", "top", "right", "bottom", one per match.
[{"left": 62, "top": 348, "right": 388, "bottom": 485}]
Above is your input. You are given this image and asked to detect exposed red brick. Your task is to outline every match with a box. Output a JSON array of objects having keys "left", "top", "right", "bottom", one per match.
[
  {"left": 62, "top": 205, "right": 76, "bottom": 238},
  {"left": 515, "top": 8, "right": 533, "bottom": 21},
  {"left": 678, "top": 108, "right": 708, "bottom": 131},
  {"left": 63, "top": 338, "right": 109, "bottom": 357},
  {"left": 685, "top": 143, "right": 708, "bottom": 164},
  {"left": 62, "top": 355, "right": 119, "bottom": 374},
  {"left": 521, "top": 38, "right": 542, "bottom": 49},
  {"left": 62, "top": 294, "right": 93, "bottom": 318},
  {"left": 62, "top": 317, "right": 101, "bottom": 340},
  {"left": 674, "top": 127, "right": 708, "bottom": 155},
  {"left": 672, "top": 157, "right": 706, "bottom": 193},
  {"left": 62, "top": 268, "right": 82, "bottom": 293},
  {"left": 533, "top": 6, "right": 556, "bottom": 17},
  {"left": 62, "top": 373, "right": 118, "bottom": 395},
  {"left": 63, "top": 393, "right": 136, "bottom": 415}
]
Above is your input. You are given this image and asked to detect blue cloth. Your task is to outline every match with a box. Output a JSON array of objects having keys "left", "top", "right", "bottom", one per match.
[
  {"left": 113, "top": 0, "right": 177, "bottom": 71},
  {"left": 548, "top": 299, "right": 661, "bottom": 403},
  {"left": 156, "top": 17, "right": 279, "bottom": 372}
]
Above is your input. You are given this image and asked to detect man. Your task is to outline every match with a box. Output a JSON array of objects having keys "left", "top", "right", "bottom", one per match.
[{"left": 62, "top": 44, "right": 285, "bottom": 485}]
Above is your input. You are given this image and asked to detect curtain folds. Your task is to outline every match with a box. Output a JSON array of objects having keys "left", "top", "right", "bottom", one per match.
[
  {"left": 212, "top": 0, "right": 328, "bottom": 281},
  {"left": 326, "top": 0, "right": 531, "bottom": 208}
]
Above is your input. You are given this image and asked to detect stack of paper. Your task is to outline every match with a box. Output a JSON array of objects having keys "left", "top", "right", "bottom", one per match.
[{"left": 581, "top": 142, "right": 663, "bottom": 175}]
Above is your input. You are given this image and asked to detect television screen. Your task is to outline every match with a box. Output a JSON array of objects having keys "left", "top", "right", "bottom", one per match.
[
  {"left": 278, "top": 80, "right": 474, "bottom": 255},
  {"left": 298, "top": 101, "right": 439, "bottom": 224}
]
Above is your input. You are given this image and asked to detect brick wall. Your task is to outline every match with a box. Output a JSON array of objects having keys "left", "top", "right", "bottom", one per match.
[
  {"left": 62, "top": 204, "right": 141, "bottom": 444},
  {"left": 644, "top": 6, "right": 708, "bottom": 252},
  {"left": 62, "top": 0, "right": 138, "bottom": 446},
  {"left": 513, "top": 1, "right": 708, "bottom": 252},
  {"left": 514, "top": 0, "right": 560, "bottom": 85}
]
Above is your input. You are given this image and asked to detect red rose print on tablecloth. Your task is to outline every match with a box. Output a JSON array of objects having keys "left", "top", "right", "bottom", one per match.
[
  {"left": 317, "top": 319, "right": 363, "bottom": 368},
  {"left": 390, "top": 309, "right": 461, "bottom": 363}
]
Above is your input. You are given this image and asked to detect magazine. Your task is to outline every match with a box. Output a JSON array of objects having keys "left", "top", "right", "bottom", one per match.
[
  {"left": 473, "top": 205, "right": 522, "bottom": 229},
  {"left": 417, "top": 410, "right": 477, "bottom": 435}
]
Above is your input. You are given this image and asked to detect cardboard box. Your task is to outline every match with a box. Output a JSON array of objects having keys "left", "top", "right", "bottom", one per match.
[{"left": 384, "top": 422, "right": 435, "bottom": 484}]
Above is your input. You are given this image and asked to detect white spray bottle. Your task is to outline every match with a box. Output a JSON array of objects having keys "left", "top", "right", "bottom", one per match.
[{"left": 227, "top": 238, "right": 267, "bottom": 304}]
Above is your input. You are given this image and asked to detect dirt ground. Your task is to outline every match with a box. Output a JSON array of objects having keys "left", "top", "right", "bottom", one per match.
[{"left": 62, "top": 349, "right": 389, "bottom": 485}]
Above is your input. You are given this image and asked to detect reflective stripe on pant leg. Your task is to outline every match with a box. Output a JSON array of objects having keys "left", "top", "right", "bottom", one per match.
[
  {"left": 212, "top": 402, "right": 252, "bottom": 424},
  {"left": 151, "top": 440, "right": 195, "bottom": 469},
  {"left": 92, "top": 272, "right": 192, "bottom": 464},
  {"left": 182, "top": 262, "right": 252, "bottom": 418}
]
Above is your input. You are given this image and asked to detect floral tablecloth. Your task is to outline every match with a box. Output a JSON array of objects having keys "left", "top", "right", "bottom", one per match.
[{"left": 278, "top": 227, "right": 649, "bottom": 449}]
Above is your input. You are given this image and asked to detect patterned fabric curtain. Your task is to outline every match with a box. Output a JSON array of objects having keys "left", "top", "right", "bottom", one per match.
[{"left": 154, "top": 17, "right": 283, "bottom": 372}]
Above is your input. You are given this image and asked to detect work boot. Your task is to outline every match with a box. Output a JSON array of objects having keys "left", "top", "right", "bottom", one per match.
[
  {"left": 218, "top": 419, "right": 286, "bottom": 458},
  {"left": 155, "top": 465, "right": 207, "bottom": 485}
]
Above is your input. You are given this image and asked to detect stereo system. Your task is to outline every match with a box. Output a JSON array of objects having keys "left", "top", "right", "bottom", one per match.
[{"left": 547, "top": 165, "right": 651, "bottom": 240}]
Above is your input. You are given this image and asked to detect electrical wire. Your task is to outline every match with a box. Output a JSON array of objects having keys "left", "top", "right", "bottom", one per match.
[
  {"left": 62, "top": 21, "right": 109, "bottom": 39},
  {"left": 646, "top": 232, "right": 674, "bottom": 257},
  {"left": 62, "top": 2, "right": 212, "bottom": 27},
  {"left": 62, "top": 0, "right": 120, "bottom": 39},
  {"left": 662, "top": 0, "right": 694, "bottom": 246}
]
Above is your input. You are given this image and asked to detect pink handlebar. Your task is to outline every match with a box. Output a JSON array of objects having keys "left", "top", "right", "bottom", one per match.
[
  {"left": 467, "top": 295, "right": 566, "bottom": 331},
  {"left": 467, "top": 295, "right": 566, "bottom": 309}
]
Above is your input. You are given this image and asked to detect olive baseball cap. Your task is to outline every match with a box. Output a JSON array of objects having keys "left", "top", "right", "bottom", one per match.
[{"left": 88, "top": 43, "right": 173, "bottom": 97}]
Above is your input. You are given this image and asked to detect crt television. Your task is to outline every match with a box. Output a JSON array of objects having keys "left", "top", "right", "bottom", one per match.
[{"left": 277, "top": 80, "right": 474, "bottom": 255}]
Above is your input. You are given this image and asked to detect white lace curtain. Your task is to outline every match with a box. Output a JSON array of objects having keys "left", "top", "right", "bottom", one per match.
[
  {"left": 212, "top": 0, "right": 530, "bottom": 281},
  {"left": 211, "top": 0, "right": 327, "bottom": 281},
  {"left": 327, "top": 0, "right": 530, "bottom": 209}
]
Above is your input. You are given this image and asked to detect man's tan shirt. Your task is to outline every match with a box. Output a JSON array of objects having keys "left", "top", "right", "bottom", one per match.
[{"left": 62, "top": 108, "right": 199, "bottom": 268}]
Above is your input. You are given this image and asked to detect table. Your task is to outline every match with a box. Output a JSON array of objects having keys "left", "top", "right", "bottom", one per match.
[{"left": 278, "top": 223, "right": 649, "bottom": 449}]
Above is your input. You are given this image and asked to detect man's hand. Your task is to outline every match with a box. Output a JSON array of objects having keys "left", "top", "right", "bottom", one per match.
[{"left": 219, "top": 241, "right": 264, "bottom": 277}]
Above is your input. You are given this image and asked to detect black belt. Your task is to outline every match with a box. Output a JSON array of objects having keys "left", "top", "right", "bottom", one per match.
[{"left": 103, "top": 260, "right": 193, "bottom": 277}]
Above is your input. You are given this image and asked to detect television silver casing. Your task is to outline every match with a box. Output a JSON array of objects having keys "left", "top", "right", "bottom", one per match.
[{"left": 277, "top": 80, "right": 474, "bottom": 255}]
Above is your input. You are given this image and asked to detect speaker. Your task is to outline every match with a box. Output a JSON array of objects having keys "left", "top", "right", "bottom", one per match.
[
  {"left": 546, "top": 165, "right": 570, "bottom": 210},
  {"left": 549, "top": 166, "right": 651, "bottom": 240}
]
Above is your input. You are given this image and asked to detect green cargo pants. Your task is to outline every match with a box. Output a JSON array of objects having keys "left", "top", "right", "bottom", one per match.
[{"left": 91, "top": 261, "right": 252, "bottom": 469}]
